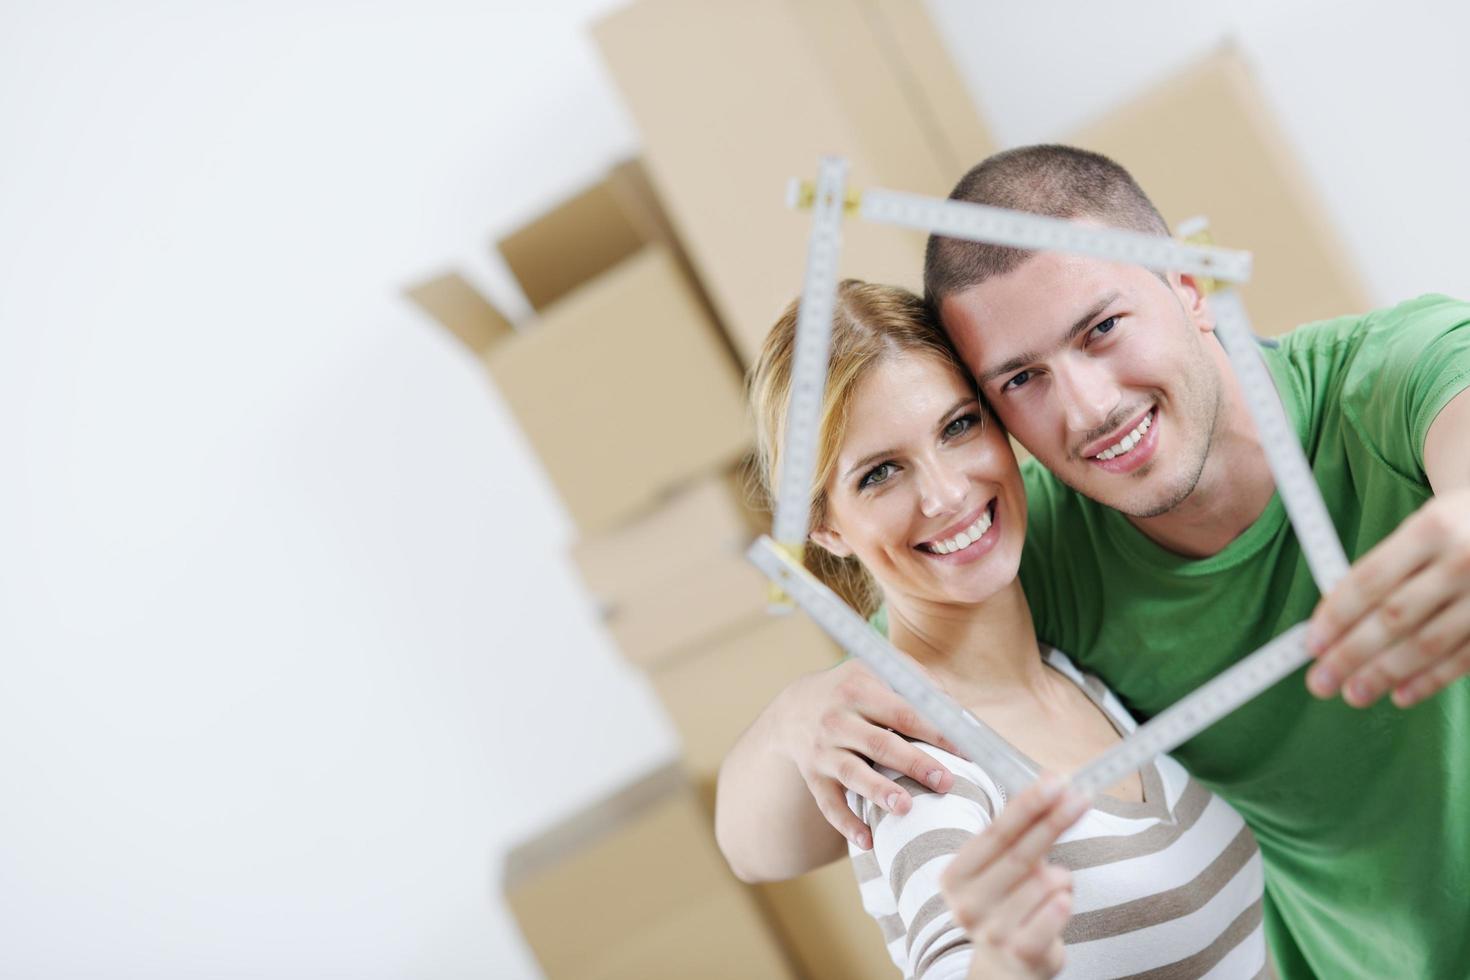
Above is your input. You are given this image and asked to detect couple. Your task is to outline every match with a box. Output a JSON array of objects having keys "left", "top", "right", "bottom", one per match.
[{"left": 718, "top": 145, "right": 1470, "bottom": 978}]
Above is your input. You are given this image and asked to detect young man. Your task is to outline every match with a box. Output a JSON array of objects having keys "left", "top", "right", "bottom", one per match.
[{"left": 716, "top": 145, "right": 1470, "bottom": 978}]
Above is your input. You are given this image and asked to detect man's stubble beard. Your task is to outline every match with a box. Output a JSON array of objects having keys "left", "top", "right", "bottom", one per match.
[{"left": 1051, "top": 356, "right": 1224, "bottom": 520}]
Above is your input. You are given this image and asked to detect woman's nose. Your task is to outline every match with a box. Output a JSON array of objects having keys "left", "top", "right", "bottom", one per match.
[{"left": 918, "top": 463, "right": 968, "bottom": 518}]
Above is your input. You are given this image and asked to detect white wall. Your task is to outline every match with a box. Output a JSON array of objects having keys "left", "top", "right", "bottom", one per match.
[
  {"left": 0, "top": 3, "right": 661, "bottom": 977},
  {"left": 1, "top": 1, "right": 1465, "bottom": 977}
]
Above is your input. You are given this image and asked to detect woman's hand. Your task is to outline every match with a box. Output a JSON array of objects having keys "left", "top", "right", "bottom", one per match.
[
  {"left": 942, "top": 777, "right": 1089, "bottom": 980},
  {"left": 774, "top": 658, "right": 962, "bottom": 849}
]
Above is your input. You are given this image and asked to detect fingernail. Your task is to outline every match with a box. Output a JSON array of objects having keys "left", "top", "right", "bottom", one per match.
[
  {"left": 926, "top": 769, "right": 944, "bottom": 790},
  {"left": 885, "top": 792, "right": 900, "bottom": 811},
  {"left": 1307, "top": 666, "right": 1337, "bottom": 698},
  {"left": 1346, "top": 679, "right": 1373, "bottom": 706},
  {"left": 1391, "top": 687, "right": 1415, "bottom": 709}
]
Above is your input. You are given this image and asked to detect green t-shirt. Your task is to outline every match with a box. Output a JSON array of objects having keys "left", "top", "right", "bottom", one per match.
[{"left": 1018, "top": 294, "right": 1470, "bottom": 978}]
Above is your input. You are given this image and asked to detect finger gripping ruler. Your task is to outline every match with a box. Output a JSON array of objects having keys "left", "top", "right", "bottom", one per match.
[{"left": 748, "top": 535, "right": 1036, "bottom": 797}]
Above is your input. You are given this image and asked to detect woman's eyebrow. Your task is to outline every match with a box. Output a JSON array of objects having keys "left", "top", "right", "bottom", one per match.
[
  {"left": 841, "top": 395, "right": 980, "bottom": 480},
  {"left": 842, "top": 447, "right": 898, "bottom": 482},
  {"left": 933, "top": 396, "right": 978, "bottom": 433}
]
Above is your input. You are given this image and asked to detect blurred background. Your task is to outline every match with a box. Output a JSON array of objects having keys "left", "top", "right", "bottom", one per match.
[{"left": 2, "top": 0, "right": 1467, "bottom": 976}]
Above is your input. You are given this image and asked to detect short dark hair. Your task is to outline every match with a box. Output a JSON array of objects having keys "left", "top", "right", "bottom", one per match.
[{"left": 923, "top": 145, "right": 1169, "bottom": 308}]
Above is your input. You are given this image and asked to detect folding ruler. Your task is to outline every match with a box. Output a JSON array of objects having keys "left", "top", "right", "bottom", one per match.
[{"left": 750, "top": 156, "right": 1350, "bottom": 798}]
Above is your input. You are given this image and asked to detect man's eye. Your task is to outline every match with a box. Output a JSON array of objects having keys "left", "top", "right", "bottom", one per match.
[
  {"left": 1091, "top": 315, "right": 1120, "bottom": 339},
  {"left": 859, "top": 462, "right": 896, "bottom": 490},
  {"left": 1002, "top": 369, "right": 1032, "bottom": 392}
]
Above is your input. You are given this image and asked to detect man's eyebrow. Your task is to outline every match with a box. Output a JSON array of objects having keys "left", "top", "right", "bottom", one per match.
[
  {"left": 976, "top": 291, "right": 1121, "bottom": 387},
  {"left": 840, "top": 396, "right": 976, "bottom": 482}
]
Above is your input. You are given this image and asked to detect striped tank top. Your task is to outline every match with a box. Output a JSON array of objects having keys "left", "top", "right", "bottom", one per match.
[{"left": 847, "top": 648, "right": 1266, "bottom": 979}]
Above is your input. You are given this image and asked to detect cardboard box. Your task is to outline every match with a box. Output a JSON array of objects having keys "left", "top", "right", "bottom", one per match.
[
  {"left": 593, "top": 0, "right": 995, "bottom": 363},
  {"left": 867, "top": 0, "right": 992, "bottom": 175},
  {"left": 782, "top": 0, "right": 991, "bottom": 194},
  {"left": 572, "top": 469, "right": 763, "bottom": 612},
  {"left": 757, "top": 861, "right": 898, "bottom": 980},
  {"left": 612, "top": 553, "right": 772, "bottom": 668},
  {"left": 504, "top": 764, "right": 797, "bottom": 980},
  {"left": 687, "top": 780, "right": 900, "bottom": 980},
  {"left": 488, "top": 245, "right": 750, "bottom": 534},
  {"left": 497, "top": 160, "right": 686, "bottom": 313},
  {"left": 572, "top": 469, "right": 774, "bottom": 666},
  {"left": 1068, "top": 47, "right": 1369, "bottom": 337},
  {"left": 403, "top": 271, "right": 513, "bottom": 353},
  {"left": 647, "top": 613, "right": 842, "bottom": 782}
]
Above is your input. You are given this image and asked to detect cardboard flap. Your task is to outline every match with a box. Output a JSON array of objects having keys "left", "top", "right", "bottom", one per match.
[{"left": 404, "top": 271, "right": 513, "bottom": 353}]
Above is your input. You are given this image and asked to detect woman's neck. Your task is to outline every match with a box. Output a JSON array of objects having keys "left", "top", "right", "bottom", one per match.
[{"left": 885, "top": 578, "right": 1050, "bottom": 707}]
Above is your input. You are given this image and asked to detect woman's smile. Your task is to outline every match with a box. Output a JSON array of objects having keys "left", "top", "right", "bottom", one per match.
[{"left": 915, "top": 498, "right": 1000, "bottom": 564}]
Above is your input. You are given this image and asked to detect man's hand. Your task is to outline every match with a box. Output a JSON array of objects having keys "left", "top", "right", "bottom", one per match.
[
  {"left": 1306, "top": 488, "right": 1470, "bottom": 708},
  {"left": 775, "top": 658, "right": 961, "bottom": 849},
  {"left": 943, "top": 776, "right": 1088, "bottom": 980}
]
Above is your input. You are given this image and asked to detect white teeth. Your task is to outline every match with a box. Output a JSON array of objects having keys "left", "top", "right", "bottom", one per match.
[
  {"left": 1095, "top": 411, "right": 1152, "bottom": 461},
  {"left": 926, "top": 508, "right": 993, "bottom": 556}
]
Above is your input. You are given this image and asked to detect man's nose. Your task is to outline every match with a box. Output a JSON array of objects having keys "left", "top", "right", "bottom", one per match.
[
  {"left": 918, "top": 460, "right": 968, "bottom": 519},
  {"left": 1054, "top": 358, "right": 1121, "bottom": 435}
]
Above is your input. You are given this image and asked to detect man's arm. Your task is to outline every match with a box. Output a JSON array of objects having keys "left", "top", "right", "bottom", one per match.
[
  {"left": 714, "top": 659, "right": 960, "bottom": 882},
  {"left": 1424, "top": 384, "right": 1470, "bottom": 492},
  {"left": 1307, "top": 385, "right": 1470, "bottom": 707}
]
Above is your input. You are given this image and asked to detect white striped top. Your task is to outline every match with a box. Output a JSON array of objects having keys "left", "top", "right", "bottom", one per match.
[{"left": 847, "top": 648, "right": 1266, "bottom": 979}]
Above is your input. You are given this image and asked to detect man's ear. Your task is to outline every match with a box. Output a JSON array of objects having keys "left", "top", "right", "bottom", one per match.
[
  {"left": 809, "top": 524, "right": 853, "bottom": 558},
  {"left": 1173, "top": 272, "right": 1216, "bottom": 334}
]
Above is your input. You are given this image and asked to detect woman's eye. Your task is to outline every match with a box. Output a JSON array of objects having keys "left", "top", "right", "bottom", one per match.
[
  {"left": 1002, "top": 369, "right": 1032, "bottom": 392},
  {"left": 859, "top": 462, "right": 896, "bottom": 490},
  {"left": 943, "top": 414, "right": 978, "bottom": 439},
  {"left": 1090, "top": 315, "right": 1119, "bottom": 340}
]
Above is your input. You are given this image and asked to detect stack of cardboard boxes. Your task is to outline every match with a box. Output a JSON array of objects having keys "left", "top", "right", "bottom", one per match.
[
  {"left": 407, "top": 148, "right": 895, "bottom": 975},
  {"left": 502, "top": 765, "right": 797, "bottom": 980},
  {"left": 406, "top": 3, "right": 1365, "bottom": 975},
  {"left": 591, "top": 0, "right": 994, "bottom": 362}
]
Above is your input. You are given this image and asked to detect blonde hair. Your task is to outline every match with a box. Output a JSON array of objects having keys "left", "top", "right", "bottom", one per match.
[{"left": 748, "top": 281, "right": 971, "bottom": 617}]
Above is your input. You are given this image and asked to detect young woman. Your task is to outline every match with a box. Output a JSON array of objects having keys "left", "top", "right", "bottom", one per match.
[{"left": 722, "top": 281, "right": 1267, "bottom": 979}]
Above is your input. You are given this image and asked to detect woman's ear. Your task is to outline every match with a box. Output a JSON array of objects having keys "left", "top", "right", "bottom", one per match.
[{"left": 809, "top": 524, "right": 853, "bottom": 558}]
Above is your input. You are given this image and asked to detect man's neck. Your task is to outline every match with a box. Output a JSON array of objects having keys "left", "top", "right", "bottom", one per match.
[{"left": 1126, "top": 353, "right": 1278, "bottom": 559}]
